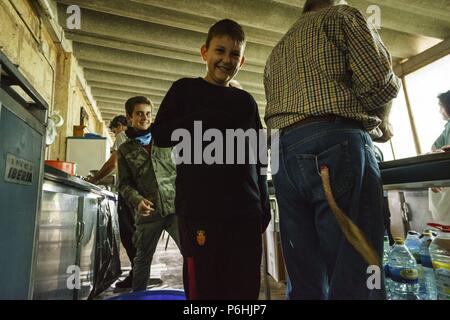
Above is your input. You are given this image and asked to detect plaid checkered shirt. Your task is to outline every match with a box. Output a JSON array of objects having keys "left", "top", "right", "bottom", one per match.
[{"left": 264, "top": 5, "right": 401, "bottom": 131}]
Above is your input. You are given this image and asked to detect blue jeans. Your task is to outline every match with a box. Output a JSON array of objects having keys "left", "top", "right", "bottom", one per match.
[{"left": 272, "top": 119, "right": 385, "bottom": 300}]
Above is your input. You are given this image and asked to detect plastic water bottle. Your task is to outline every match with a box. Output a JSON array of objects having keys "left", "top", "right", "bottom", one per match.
[
  {"left": 428, "top": 223, "right": 450, "bottom": 300},
  {"left": 418, "top": 231, "right": 437, "bottom": 300},
  {"left": 405, "top": 231, "right": 421, "bottom": 263},
  {"left": 387, "top": 238, "right": 420, "bottom": 300},
  {"left": 382, "top": 236, "right": 392, "bottom": 299}
]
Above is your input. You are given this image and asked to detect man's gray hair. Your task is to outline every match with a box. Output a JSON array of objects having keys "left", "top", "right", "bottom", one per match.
[{"left": 302, "top": 0, "right": 347, "bottom": 13}]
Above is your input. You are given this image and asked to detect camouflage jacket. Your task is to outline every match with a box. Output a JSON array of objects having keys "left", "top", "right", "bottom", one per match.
[{"left": 117, "top": 139, "right": 176, "bottom": 225}]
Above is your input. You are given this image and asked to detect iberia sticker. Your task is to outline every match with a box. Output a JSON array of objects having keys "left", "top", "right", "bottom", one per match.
[
  {"left": 4, "top": 153, "right": 34, "bottom": 186},
  {"left": 196, "top": 230, "right": 206, "bottom": 246}
]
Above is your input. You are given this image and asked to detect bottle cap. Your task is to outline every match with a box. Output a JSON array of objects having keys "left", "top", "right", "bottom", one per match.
[{"left": 394, "top": 237, "right": 405, "bottom": 244}]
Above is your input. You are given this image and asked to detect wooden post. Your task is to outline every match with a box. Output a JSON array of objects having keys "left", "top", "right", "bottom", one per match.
[{"left": 401, "top": 77, "right": 422, "bottom": 155}]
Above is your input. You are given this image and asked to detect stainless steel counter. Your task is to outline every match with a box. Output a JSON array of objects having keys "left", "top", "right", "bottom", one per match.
[
  {"left": 43, "top": 164, "right": 117, "bottom": 197},
  {"left": 33, "top": 165, "right": 120, "bottom": 300}
]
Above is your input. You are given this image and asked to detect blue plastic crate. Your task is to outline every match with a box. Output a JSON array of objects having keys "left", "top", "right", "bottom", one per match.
[{"left": 107, "top": 289, "right": 186, "bottom": 300}]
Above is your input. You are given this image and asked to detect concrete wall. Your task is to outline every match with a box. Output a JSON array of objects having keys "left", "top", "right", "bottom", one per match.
[
  {"left": 0, "top": 0, "right": 109, "bottom": 161},
  {"left": 73, "top": 84, "right": 107, "bottom": 134},
  {"left": 0, "top": 0, "right": 56, "bottom": 104}
]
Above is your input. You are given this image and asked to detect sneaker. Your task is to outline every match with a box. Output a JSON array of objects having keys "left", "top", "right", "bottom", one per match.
[
  {"left": 148, "top": 278, "right": 163, "bottom": 286},
  {"left": 115, "top": 275, "right": 133, "bottom": 289}
]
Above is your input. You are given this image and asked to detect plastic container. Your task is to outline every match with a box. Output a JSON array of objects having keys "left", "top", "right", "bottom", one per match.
[
  {"left": 382, "top": 235, "right": 392, "bottom": 299},
  {"left": 428, "top": 223, "right": 450, "bottom": 300},
  {"left": 405, "top": 231, "right": 421, "bottom": 263},
  {"left": 387, "top": 238, "right": 420, "bottom": 300},
  {"left": 107, "top": 289, "right": 186, "bottom": 300},
  {"left": 45, "top": 160, "right": 76, "bottom": 175},
  {"left": 84, "top": 133, "right": 102, "bottom": 139},
  {"left": 418, "top": 231, "right": 437, "bottom": 300}
]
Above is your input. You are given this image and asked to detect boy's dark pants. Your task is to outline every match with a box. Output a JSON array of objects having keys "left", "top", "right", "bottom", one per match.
[
  {"left": 132, "top": 214, "right": 181, "bottom": 291},
  {"left": 179, "top": 215, "right": 262, "bottom": 300},
  {"left": 118, "top": 195, "right": 136, "bottom": 277}
]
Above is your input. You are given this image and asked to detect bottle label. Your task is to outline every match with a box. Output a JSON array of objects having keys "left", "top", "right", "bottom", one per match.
[
  {"left": 432, "top": 261, "right": 450, "bottom": 295},
  {"left": 421, "top": 254, "right": 433, "bottom": 268},
  {"left": 384, "top": 265, "right": 390, "bottom": 278},
  {"left": 389, "top": 267, "right": 419, "bottom": 284}
]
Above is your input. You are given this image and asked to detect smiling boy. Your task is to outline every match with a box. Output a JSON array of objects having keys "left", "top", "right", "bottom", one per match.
[
  {"left": 117, "top": 96, "right": 181, "bottom": 292},
  {"left": 152, "top": 19, "right": 271, "bottom": 300}
]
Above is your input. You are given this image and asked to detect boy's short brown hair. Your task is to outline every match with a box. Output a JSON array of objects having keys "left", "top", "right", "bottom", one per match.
[
  {"left": 205, "top": 19, "right": 246, "bottom": 49},
  {"left": 125, "top": 96, "right": 152, "bottom": 117}
]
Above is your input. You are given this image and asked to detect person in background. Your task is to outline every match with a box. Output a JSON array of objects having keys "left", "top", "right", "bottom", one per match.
[
  {"left": 88, "top": 115, "right": 128, "bottom": 185},
  {"left": 152, "top": 19, "right": 271, "bottom": 300},
  {"left": 117, "top": 96, "right": 181, "bottom": 292},
  {"left": 88, "top": 115, "right": 136, "bottom": 289},
  {"left": 264, "top": 0, "right": 400, "bottom": 299},
  {"left": 431, "top": 90, "right": 450, "bottom": 152},
  {"left": 429, "top": 90, "right": 450, "bottom": 225}
]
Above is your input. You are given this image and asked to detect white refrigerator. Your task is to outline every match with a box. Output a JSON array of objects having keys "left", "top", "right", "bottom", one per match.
[{"left": 66, "top": 137, "right": 110, "bottom": 177}]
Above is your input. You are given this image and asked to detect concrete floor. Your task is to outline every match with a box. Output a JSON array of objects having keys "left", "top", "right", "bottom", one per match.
[{"left": 99, "top": 232, "right": 287, "bottom": 300}]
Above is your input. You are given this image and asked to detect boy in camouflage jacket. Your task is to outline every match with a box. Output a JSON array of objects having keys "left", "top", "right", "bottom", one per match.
[{"left": 117, "top": 96, "right": 181, "bottom": 292}]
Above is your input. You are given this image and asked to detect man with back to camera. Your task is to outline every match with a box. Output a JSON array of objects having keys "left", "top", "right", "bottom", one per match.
[
  {"left": 429, "top": 90, "right": 450, "bottom": 225},
  {"left": 88, "top": 115, "right": 128, "bottom": 186},
  {"left": 264, "top": 0, "right": 400, "bottom": 299}
]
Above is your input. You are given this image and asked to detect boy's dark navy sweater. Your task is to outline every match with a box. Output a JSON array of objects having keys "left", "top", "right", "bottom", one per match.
[{"left": 152, "top": 77, "right": 270, "bottom": 224}]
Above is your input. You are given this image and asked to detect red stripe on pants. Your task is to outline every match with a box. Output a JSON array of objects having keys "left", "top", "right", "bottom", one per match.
[{"left": 187, "top": 257, "right": 198, "bottom": 300}]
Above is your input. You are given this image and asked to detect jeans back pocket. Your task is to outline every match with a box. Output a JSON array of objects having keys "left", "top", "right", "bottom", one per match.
[
  {"left": 304, "top": 141, "right": 354, "bottom": 200},
  {"left": 316, "top": 141, "right": 353, "bottom": 199}
]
